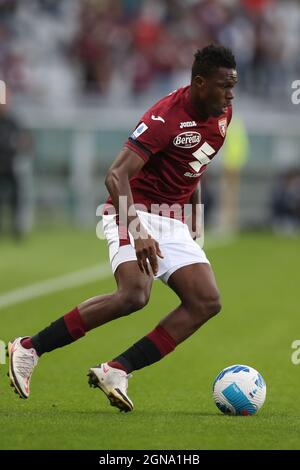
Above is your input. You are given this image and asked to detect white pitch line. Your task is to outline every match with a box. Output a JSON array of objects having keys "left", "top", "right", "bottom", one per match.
[
  {"left": 0, "top": 263, "right": 111, "bottom": 310},
  {"left": 0, "top": 235, "right": 236, "bottom": 310}
]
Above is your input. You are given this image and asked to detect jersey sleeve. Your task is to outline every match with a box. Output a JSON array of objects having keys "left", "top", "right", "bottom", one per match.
[{"left": 125, "top": 105, "right": 171, "bottom": 161}]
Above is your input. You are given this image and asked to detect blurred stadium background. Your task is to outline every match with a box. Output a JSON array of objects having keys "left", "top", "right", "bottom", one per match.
[
  {"left": 0, "top": 0, "right": 300, "bottom": 234},
  {"left": 1, "top": 0, "right": 300, "bottom": 451}
]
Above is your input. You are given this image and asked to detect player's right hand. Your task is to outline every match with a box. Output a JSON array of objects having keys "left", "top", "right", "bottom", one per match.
[{"left": 134, "top": 236, "right": 163, "bottom": 276}]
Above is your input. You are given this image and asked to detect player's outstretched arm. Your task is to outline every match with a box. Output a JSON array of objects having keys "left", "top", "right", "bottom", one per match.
[{"left": 105, "top": 147, "right": 163, "bottom": 276}]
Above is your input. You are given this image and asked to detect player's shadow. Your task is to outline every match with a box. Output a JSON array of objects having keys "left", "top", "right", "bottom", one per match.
[
  {"left": 31, "top": 409, "right": 222, "bottom": 417},
  {"left": 135, "top": 411, "right": 223, "bottom": 418},
  {"left": 72, "top": 411, "right": 220, "bottom": 417}
]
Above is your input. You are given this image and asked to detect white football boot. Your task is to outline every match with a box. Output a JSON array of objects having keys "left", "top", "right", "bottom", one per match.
[
  {"left": 7, "top": 337, "right": 39, "bottom": 399},
  {"left": 88, "top": 362, "right": 133, "bottom": 412}
]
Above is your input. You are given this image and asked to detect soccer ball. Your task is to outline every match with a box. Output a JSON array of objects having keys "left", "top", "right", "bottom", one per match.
[{"left": 212, "top": 364, "right": 266, "bottom": 416}]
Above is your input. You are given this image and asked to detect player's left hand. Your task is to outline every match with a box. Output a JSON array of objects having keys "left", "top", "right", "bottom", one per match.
[{"left": 135, "top": 235, "right": 164, "bottom": 276}]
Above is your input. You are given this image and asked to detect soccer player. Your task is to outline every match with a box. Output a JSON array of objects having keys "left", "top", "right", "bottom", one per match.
[{"left": 8, "top": 45, "right": 237, "bottom": 412}]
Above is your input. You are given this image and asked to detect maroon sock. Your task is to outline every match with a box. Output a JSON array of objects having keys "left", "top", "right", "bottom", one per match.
[
  {"left": 21, "top": 337, "right": 35, "bottom": 350},
  {"left": 107, "top": 361, "right": 129, "bottom": 373},
  {"left": 64, "top": 307, "right": 88, "bottom": 339},
  {"left": 30, "top": 307, "right": 88, "bottom": 356},
  {"left": 146, "top": 325, "right": 176, "bottom": 356},
  {"left": 111, "top": 325, "right": 176, "bottom": 373}
]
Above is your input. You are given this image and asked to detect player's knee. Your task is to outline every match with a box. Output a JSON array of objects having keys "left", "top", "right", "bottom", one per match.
[
  {"left": 186, "top": 294, "right": 221, "bottom": 325},
  {"left": 195, "top": 298, "right": 221, "bottom": 327},
  {"left": 202, "top": 296, "right": 221, "bottom": 319},
  {"left": 206, "top": 297, "right": 222, "bottom": 317},
  {"left": 119, "top": 289, "right": 149, "bottom": 315}
]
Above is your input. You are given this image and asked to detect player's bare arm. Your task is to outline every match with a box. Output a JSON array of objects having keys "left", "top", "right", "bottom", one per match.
[
  {"left": 189, "top": 183, "right": 201, "bottom": 240},
  {"left": 105, "top": 147, "right": 163, "bottom": 276}
]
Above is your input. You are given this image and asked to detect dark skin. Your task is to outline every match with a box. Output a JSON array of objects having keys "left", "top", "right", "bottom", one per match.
[
  {"left": 189, "top": 183, "right": 201, "bottom": 239},
  {"left": 190, "top": 67, "right": 237, "bottom": 119},
  {"left": 78, "top": 67, "right": 237, "bottom": 344},
  {"left": 103, "top": 146, "right": 163, "bottom": 276}
]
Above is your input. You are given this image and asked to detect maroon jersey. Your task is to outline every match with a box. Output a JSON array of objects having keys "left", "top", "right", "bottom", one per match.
[{"left": 107, "top": 85, "right": 232, "bottom": 214}]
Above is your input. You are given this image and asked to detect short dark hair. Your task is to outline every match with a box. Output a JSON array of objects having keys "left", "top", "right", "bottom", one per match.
[{"left": 192, "top": 44, "right": 236, "bottom": 79}]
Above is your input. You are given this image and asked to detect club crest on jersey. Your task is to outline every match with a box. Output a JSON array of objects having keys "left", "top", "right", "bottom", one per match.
[
  {"left": 173, "top": 131, "right": 201, "bottom": 149},
  {"left": 218, "top": 118, "right": 227, "bottom": 137}
]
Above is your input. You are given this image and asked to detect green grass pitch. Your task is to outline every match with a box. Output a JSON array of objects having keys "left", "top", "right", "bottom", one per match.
[{"left": 0, "top": 229, "right": 300, "bottom": 449}]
